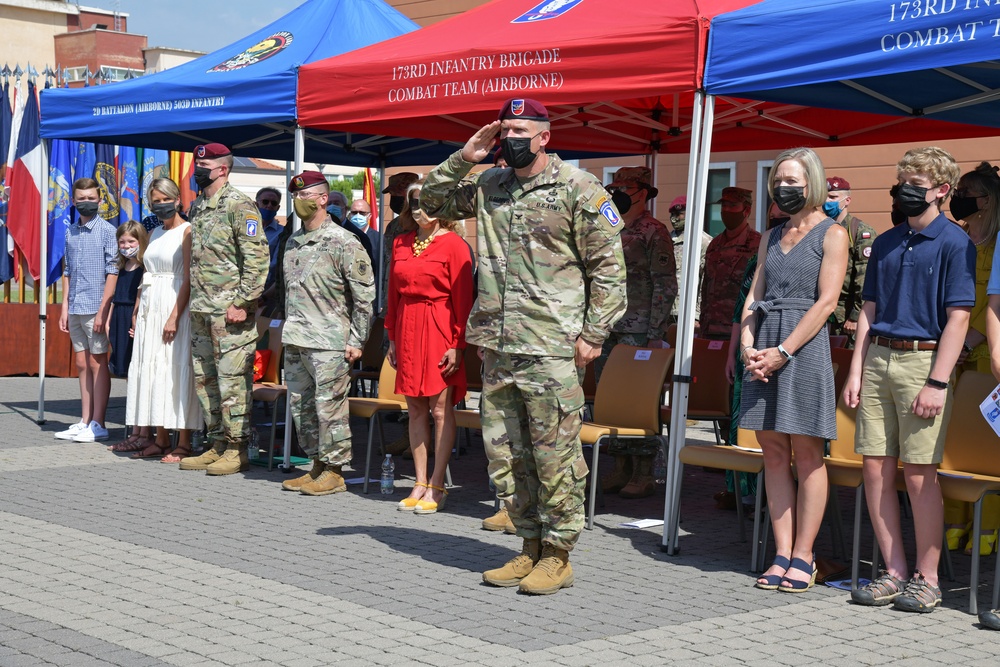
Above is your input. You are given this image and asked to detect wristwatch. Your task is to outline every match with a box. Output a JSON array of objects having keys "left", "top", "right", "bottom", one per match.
[{"left": 778, "top": 344, "right": 793, "bottom": 360}]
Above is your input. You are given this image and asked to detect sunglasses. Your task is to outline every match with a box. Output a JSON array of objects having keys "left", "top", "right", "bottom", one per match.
[{"left": 259, "top": 199, "right": 280, "bottom": 208}]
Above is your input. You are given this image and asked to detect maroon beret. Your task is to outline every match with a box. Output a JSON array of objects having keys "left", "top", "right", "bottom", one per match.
[
  {"left": 497, "top": 98, "right": 549, "bottom": 121},
  {"left": 827, "top": 176, "right": 851, "bottom": 191},
  {"left": 288, "top": 170, "right": 327, "bottom": 193},
  {"left": 193, "top": 143, "right": 231, "bottom": 159}
]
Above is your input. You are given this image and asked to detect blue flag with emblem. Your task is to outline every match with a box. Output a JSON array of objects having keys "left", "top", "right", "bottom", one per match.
[
  {"left": 140, "top": 148, "right": 169, "bottom": 220},
  {"left": 117, "top": 145, "right": 139, "bottom": 225},
  {"left": 47, "top": 138, "right": 75, "bottom": 286},
  {"left": 93, "top": 143, "right": 118, "bottom": 224},
  {"left": 0, "top": 81, "right": 13, "bottom": 283},
  {"left": 74, "top": 141, "right": 95, "bottom": 184}
]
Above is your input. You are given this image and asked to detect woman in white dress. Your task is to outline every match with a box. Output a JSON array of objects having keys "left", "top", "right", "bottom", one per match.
[{"left": 125, "top": 178, "right": 203, "bottom": 462}]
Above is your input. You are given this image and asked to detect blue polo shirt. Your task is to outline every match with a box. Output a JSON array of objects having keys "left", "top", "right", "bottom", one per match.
[{"left": 862, "top": 213, "right": 975, "bottom": 340}]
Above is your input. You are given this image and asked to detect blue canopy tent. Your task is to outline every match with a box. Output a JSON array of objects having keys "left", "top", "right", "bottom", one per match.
[{"left": 661, "top": 0, "right": 1000, "bottom": 578}]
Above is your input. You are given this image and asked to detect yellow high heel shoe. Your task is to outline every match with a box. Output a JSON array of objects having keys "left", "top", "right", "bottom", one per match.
[
  {"left": 397, "top": 482, "right": 427, "bottom": 512},
  {"left": 946, "top": 523, "right": 970, "bottom": 551},
  {"left": 966, "top": 528, "right": 1000, "bottom": 556},
  {"left": 414, "top": 484, "right": 448, "bottom": 515}
]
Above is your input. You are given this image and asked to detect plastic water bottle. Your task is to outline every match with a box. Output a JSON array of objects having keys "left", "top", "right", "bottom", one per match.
[
  {"left": 380, "top": 454, "right": 395, "bottom": 495},
  {"left": 653, "top": 446, "right": 667, "bottom": 485},
  {"left": 247, "top": 430, "right": 260, "bottom": 462}
]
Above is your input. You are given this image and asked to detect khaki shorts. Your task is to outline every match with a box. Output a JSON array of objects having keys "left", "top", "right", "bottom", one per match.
[
  {"left": 855, "top": 344, "right": 952, "bottom": 465},
  {"left": 68, "top": 313, "right": 110, "bottom": 355}
]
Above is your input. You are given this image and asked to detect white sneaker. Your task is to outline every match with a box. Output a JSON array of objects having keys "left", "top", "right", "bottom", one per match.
[
  {"left": 55, "top": 422, "right": 87, "bottom": 440},
  {"left": 73, "top": 421, "right": 109, "bottom": 442}
]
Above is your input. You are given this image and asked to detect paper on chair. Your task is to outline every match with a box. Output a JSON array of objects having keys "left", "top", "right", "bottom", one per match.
[
  {"left": 618, "top": 519, "right": 664, "bottom": 529},
  {"left": 730, "top": 444, "right": 763, "bottom": 453},
  {"left": 634, "top": 349, "right": 652, "bottom": 360},
  {"left": 979, "top": 382, "right": 1000, "bottom": 438},
  {"left": 270, "top": 318, "right": 284, "bottom": 328},
  {"left": 344, "top": 477, "right": 367, "bottom": 485}
]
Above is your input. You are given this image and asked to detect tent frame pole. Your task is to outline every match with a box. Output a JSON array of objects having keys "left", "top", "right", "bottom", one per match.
[
  {"left": 37, "top": 138, "right": 50, "bottom": 425},
  {"left": 662, "top": 93, "right": 715, "bottom": 554}
]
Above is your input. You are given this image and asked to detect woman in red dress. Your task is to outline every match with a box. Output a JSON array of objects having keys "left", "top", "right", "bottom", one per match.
[{"left": 386, "top": 183, "right": 474, "bottom": 514}]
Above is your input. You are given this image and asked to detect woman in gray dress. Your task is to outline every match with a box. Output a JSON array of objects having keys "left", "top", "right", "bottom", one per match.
[{"left": 739, "top": 147, "right": 849, "bottom": 592}]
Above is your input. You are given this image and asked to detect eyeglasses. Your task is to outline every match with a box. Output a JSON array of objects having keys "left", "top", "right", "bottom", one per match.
[
  {"left": 349, "top": 210, "right": 370, "bottom": 217},
  {"left": 258, "top": 199, "right": 280, "bottom": 208},
  {"left": 290, "top": 190, "right": 324, "bottom": 200}
]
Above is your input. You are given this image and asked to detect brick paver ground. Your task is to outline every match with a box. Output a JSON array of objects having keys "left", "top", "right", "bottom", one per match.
[{"left": 1, "top": 376, "right": 998, "bottom": 665}]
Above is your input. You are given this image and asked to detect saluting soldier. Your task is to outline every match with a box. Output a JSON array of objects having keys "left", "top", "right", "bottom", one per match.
[
  {"left": 178, "top": 143, "right": 269, "bottom": 476},
  {"left": 422, "top": 98, "right": 627, "bottom": 595},
  {"left": 825, "top": 176, "right": 876, "bottom": 347},
  {"left": 597, "top": 165, "right": 677, "bottom": 500},
  {"left": 278, "top": 171, "right": 375, "bottom": 496}
]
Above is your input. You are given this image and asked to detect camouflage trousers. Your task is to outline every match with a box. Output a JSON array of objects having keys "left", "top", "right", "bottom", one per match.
[
  {"left": 595, "top": 332, "right": 661, "bottom": 457},
  {"left": 190, "top": 312, "right": 256, "bottom": 450},
  {"left": 285, "top": 345, "right": 353, "bottom": 467},
  {"left": 481, "top": 350, "right": 587, "bottom": 552}
]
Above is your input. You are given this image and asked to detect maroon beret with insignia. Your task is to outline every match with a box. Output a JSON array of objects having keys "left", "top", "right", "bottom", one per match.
[
  {"left": 827, "top": 176, "right": 851, "bottom": 191},
  {"left": 288, "top": 170, "right": 327, "bottom": 193},
  {"left": 498, "top": 98, "right": 549, "bottom": 121},
  {"left": 193, "top": 143, "right": 231, "bottom": 159}
]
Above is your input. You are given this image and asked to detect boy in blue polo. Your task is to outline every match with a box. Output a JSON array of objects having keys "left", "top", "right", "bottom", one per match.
[
  {"left": 844, "top": 147, "right": 975, "bottom": 613},
  {"left": 57, "top": 177, "right": 119, "bottom": 442}
]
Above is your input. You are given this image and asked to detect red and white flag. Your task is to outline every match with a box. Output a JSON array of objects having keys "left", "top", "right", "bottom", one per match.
[{"left": 7, "top": 81, "right": 42, "bottom": 281}]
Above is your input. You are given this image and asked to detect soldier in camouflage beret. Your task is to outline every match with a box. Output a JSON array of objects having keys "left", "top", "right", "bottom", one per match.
[
  {"left": 422, "top": 97, "right": 627, "bottom": 595},
  {"left": 178, "top": 143, "right": 270, "bottom": 476}
]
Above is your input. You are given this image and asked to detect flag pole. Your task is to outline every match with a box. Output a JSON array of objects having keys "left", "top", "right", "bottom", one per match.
[{"left": 37, "top": 137, "right": 49, "bottom": 424}]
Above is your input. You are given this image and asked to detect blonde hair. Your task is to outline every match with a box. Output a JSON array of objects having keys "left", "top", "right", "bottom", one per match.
[
  {"left": 960, "top": 161, "right": 1000, "bottom": 243},
  {"left": 115, "top": 221, "right": 148, "bottom": 271},
  {"left": 148, "top": 177, "right": 180, "bottom": 201},
  {"left": 768, "top": 147, "right": 827, "bottom": 211},
  {"left": 897, "top": 147, "right": 962, "bottom": 205}
]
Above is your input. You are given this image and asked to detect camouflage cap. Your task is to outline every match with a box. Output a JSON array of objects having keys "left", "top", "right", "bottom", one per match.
[
  {"left": 382, "top": 172, "right": 420, "bottom": 195},
  {"left": 497, "top": 98, "right": 549, "bottom": 121},
  {"left": 288, "top": 170, "right": 327, "bottom": 192},
  {"left": 716, "top": 186, "right": 752, "bottom": 206},
  {"left": 613, "top": 166, "right": 652, "bottom": 186},
  {"left": 827, "top": 176, "right": 851, "bottom": 191},
  {"left": 193, "top": 142, "right": 231, "bottom": 159}
]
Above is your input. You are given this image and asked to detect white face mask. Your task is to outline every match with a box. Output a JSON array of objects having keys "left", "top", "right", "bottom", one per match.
[{"left": 119, "top": 246, "right": 139, "bottom": 258}]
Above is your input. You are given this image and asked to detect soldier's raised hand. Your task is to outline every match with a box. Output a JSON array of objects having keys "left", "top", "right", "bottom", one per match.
[{"left": 461, "top": 121, "right": 501, "bottom": 164}]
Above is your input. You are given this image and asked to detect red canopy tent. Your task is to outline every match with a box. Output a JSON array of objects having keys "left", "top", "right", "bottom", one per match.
[{"left": 297, "top": 0, "right": 989, "bottom": 157}]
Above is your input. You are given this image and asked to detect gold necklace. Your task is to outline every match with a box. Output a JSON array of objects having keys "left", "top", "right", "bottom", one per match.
[{"left": 412, "top": 230, "right": 438, "bottom": 256}]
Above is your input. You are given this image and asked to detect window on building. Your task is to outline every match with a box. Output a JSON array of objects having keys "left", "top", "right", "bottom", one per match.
[
  {"left": 99, "top": 66, "right": 143, "bottom": 82},
  {"left": 704, "top": 163, "right": 735, "bottom": 236},
  {"left": 65, "top": 66, "right": 88, "bottom": 83},
  {"left": 756, "top": 160, "right": 775, "bottom": 232}
]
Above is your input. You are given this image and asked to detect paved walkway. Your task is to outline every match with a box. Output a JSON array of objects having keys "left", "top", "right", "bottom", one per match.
[{"left": 1, "top": 376, "right": 998, "bottom": 666}]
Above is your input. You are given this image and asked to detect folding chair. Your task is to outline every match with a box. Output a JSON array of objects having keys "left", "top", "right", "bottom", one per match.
[
  {"left": 350, "top": 317, "right": 384, "bottom": 397},
  {"left": 252, "top": 322, "right": 286, "bottom": 471},
  {"left": 581, "top": 345, "right": 674, "bottom": 530},
  {"left": 348, "top": 357, "right": 407, "bottom": 493},
  {"left": 662, "top": 337, "right": 730, "bottom": 445}
]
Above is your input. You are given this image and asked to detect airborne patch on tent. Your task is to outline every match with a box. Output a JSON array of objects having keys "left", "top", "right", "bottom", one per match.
[
  {"left": 511, "top": 0, "right": 585, "bottom": 24},
  {"left": 209, "top": 32, "right": 294, "bottom": 73}
]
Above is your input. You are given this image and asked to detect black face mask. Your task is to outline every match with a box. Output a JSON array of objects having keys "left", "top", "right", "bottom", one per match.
[
  {"left": 193, "top": 166, "right": 216, "bottom": 190},
  {"left": 772, "top": 186, "right": 806, "bottom": 214},
  {"left": 500, "top": 135, "right": 537, "bottom": 170},
  {"left": 76, "top": 201, "right": 99, "bottom": 218},
  {"left": 949, "top": 195, "right": 980, "bottom": 222},
  {"left": 609, "top": 188, "right": 633, "bottom": 215},
  {"left": 151, "top": 202, "right": 177, "bottom": 220},
  {"left": 389, "top": 195, "right": 405, "bottom": 215},
  {"left": 895, "top": 183, "right": 932, "bottom": 217},
  {"left": 888, "top": 185, "right": 907, "bottom": 226}
]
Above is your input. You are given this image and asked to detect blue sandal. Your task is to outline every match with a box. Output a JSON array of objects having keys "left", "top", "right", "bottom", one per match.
[
  {"left": 755, "top": 555, "right": 791, "bottom": 590},
  {"left": 777, "top": 557, "right": 816, "bottom": 593}
]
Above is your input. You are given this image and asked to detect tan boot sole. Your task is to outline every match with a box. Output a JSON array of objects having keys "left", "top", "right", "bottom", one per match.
[
  {"left": 300, "top": 483, "right": 347, "bottom": 496},
  {"left": 205, "top": 462, "right": 250, "bottom": 476},
  {"left": 482, "top": 572, "right": 526, "bottom": 587},
  {"left": 519, "top": 572, "right": 575, "bottom": 595}
]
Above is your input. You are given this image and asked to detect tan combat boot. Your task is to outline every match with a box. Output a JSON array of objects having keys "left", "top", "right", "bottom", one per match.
[
  {"left": 383, "top": 433, "right": 410, "bottom": 456},
  {"left": 518, "top": 544, "right": 574, "bottom": 595},
  {"left": 281, "top": 459, "right": 325, "bottom": 492},
  {"left": 205, "top": 448, "right": 249, "bottom": 476},
  {"left": 178, "top": 444, "right": 225, "bottom": 471},
  {"left": 483, "top": 538, "right": 541, "bottom": 587},
  {"left": 482, "top": 500, "right": 516, "bottom": 533},
  {"left": 300, "top": 466, "right": 347, "bottom": 496},
  {"left": 601, "top": 454, "right": 632, "bottom": 493},
  {"left": 619, "top": 455, "right": 656, "bottom": 499}
]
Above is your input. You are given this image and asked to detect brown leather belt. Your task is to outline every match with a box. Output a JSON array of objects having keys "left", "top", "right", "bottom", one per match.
[{"left": 871, "top": 336, "right": 938, "bottom": 351}]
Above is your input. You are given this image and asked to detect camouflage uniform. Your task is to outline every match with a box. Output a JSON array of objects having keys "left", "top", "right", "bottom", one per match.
[
  {"left": 671, "top": 229, "right": 712, "bottom": 322},
  {"left": 833, "top": 213, "right": 876, "bottom": 347},
  {"left": 700, "top": 224, "right": 761, "bottom": 339},
  {"left": 189, "top": 181, "right": 269, "bottom": 450},
  {"left": 282, "top": 217, "right": 375, "bottom": 466},
  {"left": 596, "top": 209, "right": 676, "bottom": 458},
  {"left": 422, "top": 150, "right": 627, "bottom": 551}
]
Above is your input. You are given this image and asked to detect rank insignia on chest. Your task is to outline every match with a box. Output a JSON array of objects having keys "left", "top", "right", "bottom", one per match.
[
  {"left": 597, "top": 196, "right": 621, "bottom": 226},
  {"left": 247, "top": 220, "right": 258, "bottom": 237}
]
